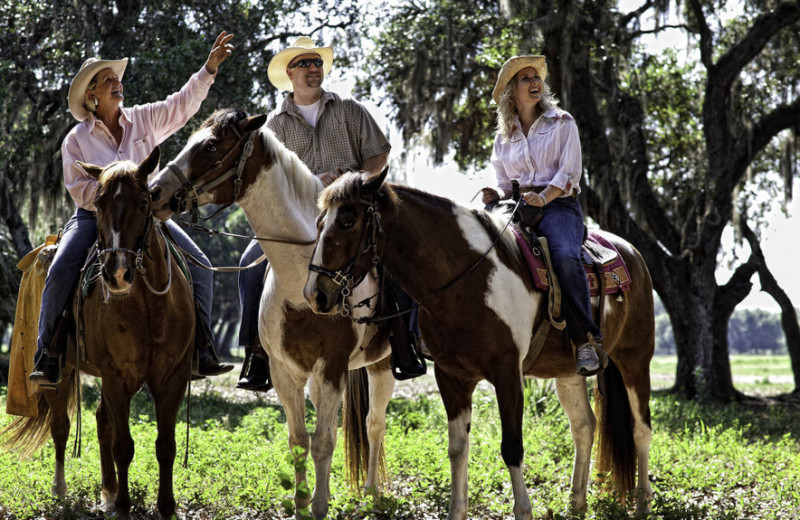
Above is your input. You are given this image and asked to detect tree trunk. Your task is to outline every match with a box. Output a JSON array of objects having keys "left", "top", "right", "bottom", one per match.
[{"left": 0, "top": 176, "right": 33, "bottom": 258}]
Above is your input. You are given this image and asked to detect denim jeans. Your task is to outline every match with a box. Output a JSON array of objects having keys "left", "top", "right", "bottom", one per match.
[
  {"left": 238, "top": 239, "right": 268, "bottom": 346},
  {"left": 35, "top": 209, "right": 215, "bottom": 358},
  {"left": 536, "top": 196, "right": 601, "bottom": 345}
]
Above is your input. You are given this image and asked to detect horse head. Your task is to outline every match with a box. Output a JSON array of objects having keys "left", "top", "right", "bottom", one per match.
[
  {"left": 149, "top": 108, "right": 267, "bottom": 220},
  {"left": 80, "top": 147, "right": 160, "bottom": 296},
  {"left": 304, "top": 167, "right": 391, "bottom": 314}
]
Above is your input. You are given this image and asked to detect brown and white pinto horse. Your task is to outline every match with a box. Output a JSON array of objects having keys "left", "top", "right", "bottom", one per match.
[
  {"left": 147, "top": 109, "right": 395, "bottom": 519},
  {"left": 304, "top": 169, "right": 655, "bottom": 519},
  {"left": 2, "top": 149, "right": 195, "bottom": 520}
]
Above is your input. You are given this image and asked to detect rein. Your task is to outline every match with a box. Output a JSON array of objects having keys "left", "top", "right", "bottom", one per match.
[{"left": 310, "top": 195, "right": 523, "bottom": 324}]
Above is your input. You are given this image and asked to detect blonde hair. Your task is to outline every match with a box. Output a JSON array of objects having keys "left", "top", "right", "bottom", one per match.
[
  {"left": 83, "top": 77, "right": 98, "bottom": 114},
  {"left": 496, "top": 74, "right": 559, "bottom": 140}
]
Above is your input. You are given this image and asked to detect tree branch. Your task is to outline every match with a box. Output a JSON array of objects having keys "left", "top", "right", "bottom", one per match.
[
  {"left": 740, "top": 219, "right": 800, "bottom": 391},
  {"left": 712, "top": 3, "right": 800, "bottom": 93},
  {"left": 732, "top": 99, "right": 800, "bottom": 182}
]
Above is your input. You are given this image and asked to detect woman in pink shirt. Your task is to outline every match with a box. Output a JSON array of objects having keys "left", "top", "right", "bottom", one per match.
[
  {"left": 482, "top": 55, "right": 605, "bottom": 377},
  {"left": 30, "top": 32, "right": 236, "bottom": 385}
]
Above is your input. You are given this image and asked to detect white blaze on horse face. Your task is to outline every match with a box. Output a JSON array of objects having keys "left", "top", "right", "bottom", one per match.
[{"left": 454, "top": 210, "right": 538, "bottom": 362}]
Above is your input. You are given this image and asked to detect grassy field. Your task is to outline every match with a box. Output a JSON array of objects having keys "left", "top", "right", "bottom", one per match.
[{"left": 0, "top": 355, "right": 798, "bottom": 519}]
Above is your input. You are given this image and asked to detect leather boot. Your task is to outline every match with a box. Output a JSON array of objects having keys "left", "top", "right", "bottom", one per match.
[
  {"left": 194, "top": 341, "right": 234, "bottom": 377},
  {"left": 236, "top": 349, "right": 272, "bottom": 392},
  {"left": 29, "top": 351, "right": 62, "bottom": 386}
]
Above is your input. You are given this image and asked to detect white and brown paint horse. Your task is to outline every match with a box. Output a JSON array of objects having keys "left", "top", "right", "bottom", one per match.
[
  {"left": 304, "top": 169, "right": 655, "bottom": 519},
  {"left": 147, "top": 109, "right": 395, "bottom": 519},
  {"left": 3, "top": 149, "right": 195, "bottom": 519}
]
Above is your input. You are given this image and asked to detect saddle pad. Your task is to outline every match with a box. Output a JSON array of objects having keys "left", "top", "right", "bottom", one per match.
[{"left": 512, "top": 228, "right": 631, "bottom": 296}]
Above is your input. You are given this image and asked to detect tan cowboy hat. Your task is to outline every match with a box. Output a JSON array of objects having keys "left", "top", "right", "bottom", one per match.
[
  {"left": 267, "top": 36, "right": 333, "bottom": 91},
  {"left": 491, "top": 55, "right": 547, "bottom": 104},
  {"left": 68, "top": 57, "right": 129, "bottom": 121}
]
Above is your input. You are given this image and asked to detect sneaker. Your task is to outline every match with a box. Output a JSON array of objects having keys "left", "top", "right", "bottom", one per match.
[{"left": 575, "top": 343, "right": 600, "bottom": 376}]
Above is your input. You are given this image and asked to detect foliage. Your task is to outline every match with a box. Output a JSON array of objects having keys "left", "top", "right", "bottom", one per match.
[{"left": 2, "top": 370, "right": 800, "bottom": 519}]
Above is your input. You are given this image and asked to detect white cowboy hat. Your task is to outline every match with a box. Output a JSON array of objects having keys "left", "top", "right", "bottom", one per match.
[
  {"left": 68, "top": 57, "right": 129, "bottom": 121},
  {"left": 267, "top": 36, "right": 333, "bottom": 91},
  {"left": 491, "top": 55, "right": 547, "bottom": 104}
]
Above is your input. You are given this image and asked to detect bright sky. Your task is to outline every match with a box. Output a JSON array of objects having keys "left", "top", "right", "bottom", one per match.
[{"left": 321, "top": 3, "right": 798, "bottom": 314}]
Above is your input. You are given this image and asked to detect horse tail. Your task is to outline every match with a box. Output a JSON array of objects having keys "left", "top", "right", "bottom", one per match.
[
  {"left": 1, "top": 370, "right": 79, "bottom": 457},
  {"left": 341, "top": 366, "right": 384, "bottom": 493},
  {"left": 594, "top": 357, "right": 636, "bottom": 496}
]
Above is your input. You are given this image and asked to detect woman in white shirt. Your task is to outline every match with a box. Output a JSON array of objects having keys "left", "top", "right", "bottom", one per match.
[
  {"left": 482, "top": 55, "right": 604, "bottom": 377},
  {"left": 30, "top": 33, "right": 236, "bottom": 385}
]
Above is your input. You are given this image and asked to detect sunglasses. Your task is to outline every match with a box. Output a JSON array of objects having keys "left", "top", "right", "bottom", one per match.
[{"left": 289, "top": 58, "right": 324, "bottom": 69}]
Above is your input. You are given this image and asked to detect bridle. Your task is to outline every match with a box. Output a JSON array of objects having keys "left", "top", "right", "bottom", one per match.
[
  {"left": 93, "top": 197, "right": 174, "bottom": 299},
  {"left": 308, "top": 198, "right": 382, "bottom": 317},
  {"left": 164, "top": 124, "right": 256, "bottom": 223},
  {"left": 308, "top": 192, "right": 523, "bottom": 322}
]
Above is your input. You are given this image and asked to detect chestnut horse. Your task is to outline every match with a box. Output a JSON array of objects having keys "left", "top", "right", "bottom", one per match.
[
  {"left": 305, "top": 169, "right": 655, "bottom": 519},
  {"left": 147, "top": 109, "right": 395, "bottom": 519},
  {"left": 2, "top": 149, "right": 195, "bottom": 520}
]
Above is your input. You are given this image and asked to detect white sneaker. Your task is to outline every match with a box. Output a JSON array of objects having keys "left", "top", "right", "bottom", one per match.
[{"left": 576, "top": 344, "right": 600, "bottom": 376}]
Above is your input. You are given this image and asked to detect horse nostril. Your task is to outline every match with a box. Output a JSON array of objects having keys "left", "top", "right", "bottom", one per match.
[
  {"left": 123, "top": 267, "right": 134, "bottom": 284},
  {"left": 315, "top": 290, "right": 329, "bottom": 311},
  {"left": 150, "top": 186, "right": 162, "bottom": 202}
]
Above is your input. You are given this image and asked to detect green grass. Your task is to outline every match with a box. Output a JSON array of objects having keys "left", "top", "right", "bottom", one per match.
[{"left": 0, "top": 357, "right": 799, "bottom": 519}]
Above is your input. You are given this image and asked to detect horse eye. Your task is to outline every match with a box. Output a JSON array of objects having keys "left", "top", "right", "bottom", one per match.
[{"left": 206, "top": 144, "right": 217, "bottom": 153}]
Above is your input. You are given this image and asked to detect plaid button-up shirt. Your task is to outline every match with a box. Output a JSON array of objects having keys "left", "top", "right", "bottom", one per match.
[{"left": 267, "top": 89, "right": 390, "bottom": 175}]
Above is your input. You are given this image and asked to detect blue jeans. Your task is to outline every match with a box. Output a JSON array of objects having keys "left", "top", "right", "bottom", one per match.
[
  {"left": 238, "top": 239, "right": 268, "bottom": 347},
  {"left": 36, "top": 209, "right": 215, "bottom": 358},
  {"left": 536, "top": 197, "right": 601, "bottom": 345}
]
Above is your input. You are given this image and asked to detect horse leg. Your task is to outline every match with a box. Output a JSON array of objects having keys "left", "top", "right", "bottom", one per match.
[
  {"left": 618, "top": 363, "right": 654, "bottom": 514},
  {"left": 101, "top": 380, "right": 135, "bottom": 520},
  {"left": 270, "top": 359, "right": 312, "bottom": 515},
  {"left": 148, "top": 371, "right": 189, "bottom": 519},
  {"left": 43, "top": 369, "right": 75, "bottom": 499},
  {"left": 494, "top": 372, "right": 532, "bottom": 520},
  {"left": 96, "top": 393, "right": 117, "bottom": 511},
  {"left": 364, "top": 365, "right": 395, "bottom": 494},
  {"left": 554, "top": 375, "right": 595, "bottom": 515},
  {"left": 434, "top": 366, "right": 476, "bottom": 520},
  {"left": 308, "top": 370, "right": 346, "bottom": 520}
]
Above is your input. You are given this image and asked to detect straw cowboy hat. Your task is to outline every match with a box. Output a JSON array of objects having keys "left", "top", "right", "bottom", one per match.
[
  {"left": 68, "top": 57, "right": 129, "bottom": 121},
  {"left": 491, "top": 55, "right": 547, "bottom": 104},
  {"left": 267, "top": 36, "right": 333, "bottom": 91}
]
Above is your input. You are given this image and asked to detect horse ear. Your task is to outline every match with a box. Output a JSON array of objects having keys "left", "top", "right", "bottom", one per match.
[
  {"left": 77, "top": 161, "right": 104, "bottom": 180},
  {"left": 139, "top": 147, "right": 161, "bottom": 180},
  {"left": 242, "top": 114, "right": 268, "bottom": 132},
  {"left": 362, "top": 166, "right": 389, "bottom": 194}
]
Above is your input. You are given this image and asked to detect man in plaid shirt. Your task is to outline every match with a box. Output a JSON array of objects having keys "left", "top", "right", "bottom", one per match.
[{"left": 236, "top": 37, "right": 425, "bottom": 391}]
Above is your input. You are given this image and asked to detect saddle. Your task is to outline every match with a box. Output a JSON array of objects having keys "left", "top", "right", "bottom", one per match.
[{"left": 512, "top": 228, "right": 631, "bottom": 297}]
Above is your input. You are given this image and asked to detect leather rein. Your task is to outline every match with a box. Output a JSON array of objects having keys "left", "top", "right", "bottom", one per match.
[{"left": 308, "top": 195, "right": 522, "bottom": 323}]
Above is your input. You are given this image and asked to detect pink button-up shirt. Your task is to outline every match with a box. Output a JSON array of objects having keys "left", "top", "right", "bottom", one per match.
[
  {"left": 61, "top": 66, "right": 215, "bottom": 211},
  {"left": 490, "top": 107, "right": 582, "bottom": 198}
]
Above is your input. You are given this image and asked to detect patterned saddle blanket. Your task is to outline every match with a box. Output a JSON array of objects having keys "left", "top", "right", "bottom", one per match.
[{"left": 512, "top": 228, "right": 631, "bottom": 296}]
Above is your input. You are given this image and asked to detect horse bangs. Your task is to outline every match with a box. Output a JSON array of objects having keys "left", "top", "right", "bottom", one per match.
[
  {"left": 320, "top": 171, "right": 398, "bottom": 212},
  {"left": 197, "top": 107, "right": 247, "bottom": 132},
  {"left": 98, "top": 161, "right": 138, "bottom": 187}
]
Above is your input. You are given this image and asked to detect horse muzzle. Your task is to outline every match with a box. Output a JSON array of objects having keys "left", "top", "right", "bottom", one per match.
[
  {"left": 304, "top": 272, "right": 343, "bottom": 315},
  {"left": 101, "top": 252, "right": 135, "bottom": 296}
]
